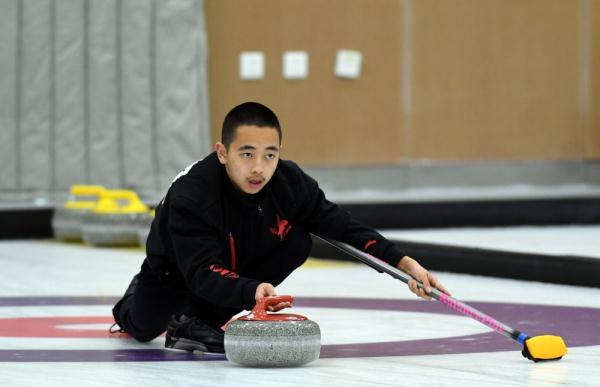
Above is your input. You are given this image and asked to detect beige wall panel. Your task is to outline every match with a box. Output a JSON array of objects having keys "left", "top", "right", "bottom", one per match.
[
  {"left": 205, "top": 0, "right": 404, "bottom": 165},
  {"left": 411, "top": 0, "right": 582, "bottom": 160},
  {"left": 587, "top": 0, "right": 600, "bottom": 159}
]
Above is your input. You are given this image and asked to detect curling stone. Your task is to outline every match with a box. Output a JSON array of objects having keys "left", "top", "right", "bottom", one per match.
[
  {"left": 81, "top": 189, "right": 150, "bottom": 247},
  {"left": 225, "top": 295, "right": 320, "bottom": 367},
  {"left": 52, "top": 185, "right": 106, "bottom": 242}
]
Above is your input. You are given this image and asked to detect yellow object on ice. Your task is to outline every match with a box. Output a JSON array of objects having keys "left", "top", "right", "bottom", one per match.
[
  {"left": 63, "top": 185, "right": 106, "bottom": 210},
  {"left": 92, "top": 189, "right": 149, "bottom": 214},
  {"left": 523, "top": 335, "right": 568, "bottom": 361}
]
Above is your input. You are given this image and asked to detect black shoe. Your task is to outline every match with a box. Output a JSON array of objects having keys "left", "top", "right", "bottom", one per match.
[{"left": 164, "top": 315, "right": 225, "bottom": 353}]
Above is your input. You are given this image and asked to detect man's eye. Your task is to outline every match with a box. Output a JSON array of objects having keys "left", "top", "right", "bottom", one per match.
[
  {"left": 266, "top": 154, "right": 277, "bottom": 160},
  {"left": 241, "top": 153, "right": 252, "bottom": 158}
]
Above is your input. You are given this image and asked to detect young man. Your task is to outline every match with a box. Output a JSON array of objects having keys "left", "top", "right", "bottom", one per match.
[{"left": 111, "top": 102, "right": 449, "bottom": 353}]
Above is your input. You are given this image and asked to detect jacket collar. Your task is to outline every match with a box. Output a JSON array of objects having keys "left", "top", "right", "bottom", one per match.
[{"left": 221, "top": 165, "right": 266, "bottom": 207}]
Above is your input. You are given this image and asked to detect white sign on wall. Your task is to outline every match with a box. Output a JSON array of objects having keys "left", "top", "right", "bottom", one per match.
[
  {"left": 283, "top": 51, "right": 309, "bottom": 79},
  {"left": 239, "top": 51, "right": 265, "bottom": 80},
  {"left": 335, "top": 49, "right": 362, "bottom": 79}
]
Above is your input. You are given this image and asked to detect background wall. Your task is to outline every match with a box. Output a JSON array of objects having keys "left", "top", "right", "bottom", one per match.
[
  {"left": 205, "top": 0, "right": 404, "bottom": 165},
  {"left": 205, "top": 0, "right": 600, "bottom": 166},
  {"left": 0, "top": 0, "right": 211, "bottom": 196},
  {"left": 0, "top": 0, "right": 598, "bottom": 200},
  {"left": 589, "top": 0, "right": 600, "bottom": 159}
]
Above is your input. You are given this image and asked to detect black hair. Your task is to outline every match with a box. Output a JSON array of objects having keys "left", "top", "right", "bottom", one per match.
[{"left": 221, "top": 102, "right": 282, "bottom": 148}]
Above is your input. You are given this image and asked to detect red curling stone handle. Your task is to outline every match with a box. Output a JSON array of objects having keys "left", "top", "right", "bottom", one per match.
[{"left": 238, "top": 295, "right": 308, "bottom": 321}]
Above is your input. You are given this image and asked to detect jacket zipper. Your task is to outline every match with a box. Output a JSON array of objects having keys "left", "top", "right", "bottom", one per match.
[
  {"left": 228, "top": 232, "right": 237, "bottom": 271},
  {"left": 258, "top": 204, "right": 264, "bottom": 216}
]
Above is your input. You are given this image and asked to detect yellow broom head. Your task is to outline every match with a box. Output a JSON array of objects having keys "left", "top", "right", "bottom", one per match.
[{"left": 522, "top": 335, "right": 567, "bottom": 361}]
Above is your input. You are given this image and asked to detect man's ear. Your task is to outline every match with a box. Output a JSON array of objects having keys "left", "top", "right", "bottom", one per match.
[{"left": 215, "top": 142, "right": 227, "bottom": 165}]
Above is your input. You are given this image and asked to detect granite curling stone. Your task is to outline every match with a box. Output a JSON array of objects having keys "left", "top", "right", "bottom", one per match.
[
  {"left": 224, "top": 295, "right": 321, "bottom": 367},
  {"left": 81, "top": 189, "right": 150, "bottom": 247},
  {"left": 52, "top": 185, "right": 106, "bottom": 242}
]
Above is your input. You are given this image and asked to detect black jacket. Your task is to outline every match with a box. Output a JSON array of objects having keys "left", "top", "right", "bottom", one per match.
[{"left": 146, "top": 152, "right": 405, "bottom": 310}]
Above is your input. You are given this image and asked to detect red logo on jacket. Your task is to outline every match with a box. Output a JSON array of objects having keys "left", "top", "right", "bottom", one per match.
[
  {"left": 209, "top": 264, "right": 239, "bottom": 278},
  {"left": 270, "top": 215, "right": 292, "bottom": 241}
]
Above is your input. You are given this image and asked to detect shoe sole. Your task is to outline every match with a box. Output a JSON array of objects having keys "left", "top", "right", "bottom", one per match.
[{"left": 165, "top": 336, "right": 224, "bottom": 354}]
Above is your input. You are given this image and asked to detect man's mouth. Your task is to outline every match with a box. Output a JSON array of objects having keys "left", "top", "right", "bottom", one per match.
[{"left": 248, "top": 178, "right": 264, "bottom": 187}]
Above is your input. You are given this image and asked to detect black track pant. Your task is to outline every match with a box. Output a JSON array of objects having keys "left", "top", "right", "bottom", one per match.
[{"left": 112, "top": 227, "right": 312, "bottom": 342}]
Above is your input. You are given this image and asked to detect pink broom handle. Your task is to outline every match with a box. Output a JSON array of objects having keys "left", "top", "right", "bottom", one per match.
[{"left": 314, "top": 235, "right": 529, "bottom": 344}]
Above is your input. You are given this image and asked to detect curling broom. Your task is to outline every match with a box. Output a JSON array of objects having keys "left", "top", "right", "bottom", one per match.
[{"left": 314, "top": 234, "right": 568, "bottom": 362}]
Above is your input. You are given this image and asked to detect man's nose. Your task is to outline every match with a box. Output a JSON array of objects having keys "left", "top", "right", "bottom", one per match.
[{"left": 251, "top": 158, "right": 264, "bottom": 174}]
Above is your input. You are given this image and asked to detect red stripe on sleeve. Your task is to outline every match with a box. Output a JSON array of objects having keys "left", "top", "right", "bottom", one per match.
[
  {"left": 364, "top": 239, "right": 377, "bottom": 250},
  {"left": 229, "top": 233, "right": 237, "bottom": 271}
]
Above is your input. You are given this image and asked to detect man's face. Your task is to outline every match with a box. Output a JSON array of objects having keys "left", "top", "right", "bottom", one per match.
[{"left": 215, "top": 125, "right": 281, "bottom": 194}]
